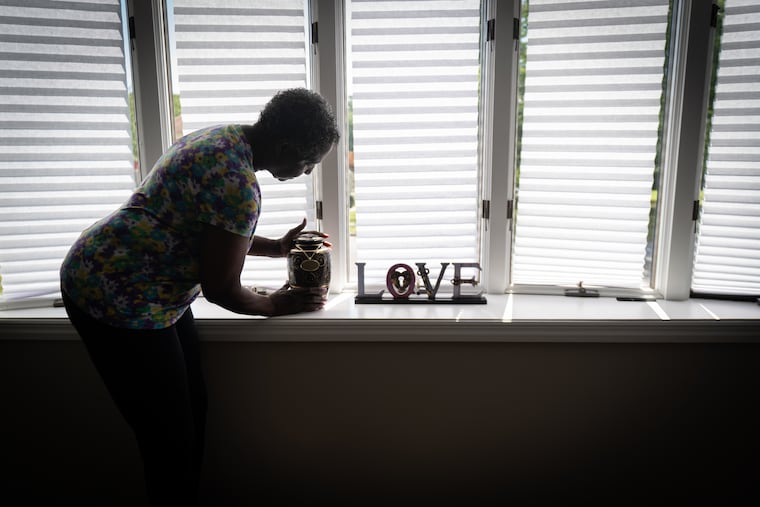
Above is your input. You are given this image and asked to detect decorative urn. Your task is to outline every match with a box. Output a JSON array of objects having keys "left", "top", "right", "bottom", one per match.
[{"left": 287, "top": 232, "right": 331, "bottom": 289}]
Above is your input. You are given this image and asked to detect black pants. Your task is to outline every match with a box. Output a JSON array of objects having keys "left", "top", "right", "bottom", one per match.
[{"left": 62, "top": 292, "right": 207, "bottom": 506}]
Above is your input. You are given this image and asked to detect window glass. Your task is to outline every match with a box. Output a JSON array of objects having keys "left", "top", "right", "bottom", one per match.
[
  {"left": 347, "top": 0, "right": 483, "bottom": 291},
  {"left": 170, "top": 0, "right": 312, "bottom": 289},
  {"left": 0, "top": 0, "right": 136, "bottom": 299},
  {"left": 692, "top": 0, "right": 760, "bottom": 297},
  {"left": 512, "top": 0, "right": 671, "bottom": 291}
]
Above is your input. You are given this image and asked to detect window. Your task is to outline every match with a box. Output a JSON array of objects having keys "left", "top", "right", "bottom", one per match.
[
  {"left": 0, "top": 0, "right": 135, "bottom": 299},
  {"left": 169, "top": 0, "right": 314, "bottom": 289},
  {"left": 346, "top": 0, "right": 483, "bottom": 292},
  {"left": 511, "top": 0, "right": 670, "bottom": 291},
  {"left": 692, "top": 0, "right": 760, "bottom": 297},
  {"left": 1, "top": 0, "right": 757, "bottom": 306}
]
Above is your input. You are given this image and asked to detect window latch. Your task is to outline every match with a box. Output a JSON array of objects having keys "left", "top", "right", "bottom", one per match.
[{"left": 564, "top": 281, "right": 600, "bottom": 298}]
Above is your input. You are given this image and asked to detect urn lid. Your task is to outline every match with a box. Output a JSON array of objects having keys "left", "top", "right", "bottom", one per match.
[{"left": 294, "top": 232, "right": 325, "bottom": 246}]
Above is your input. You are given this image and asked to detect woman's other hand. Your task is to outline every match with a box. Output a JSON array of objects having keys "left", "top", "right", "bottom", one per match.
[{"left": 266, "top": 282, "right": 327, "bottom": 316}]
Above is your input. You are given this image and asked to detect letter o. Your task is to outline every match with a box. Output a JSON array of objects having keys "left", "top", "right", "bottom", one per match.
[{"left": 386, "top": 263, "right": 416, "bottom": 299}]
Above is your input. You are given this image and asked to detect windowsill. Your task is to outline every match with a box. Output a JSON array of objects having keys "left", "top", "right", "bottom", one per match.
[{"left": 1, "top": 293, "right": 758, "bottom": 343}]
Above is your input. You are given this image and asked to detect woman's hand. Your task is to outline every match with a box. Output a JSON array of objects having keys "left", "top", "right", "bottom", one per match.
[
  {"left": 249, "top": 218, "right": 330, "bottom": 258},
  {"left": 273, "top": 218, "right": 331, "bottom": 257},
  {"left": 266, "top": 282, "right": 327, "bottom": 316}
]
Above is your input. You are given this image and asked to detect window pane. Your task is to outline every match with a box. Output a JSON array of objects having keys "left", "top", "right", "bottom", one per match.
[
  {"left": 512, "top": 0, "right": 670, "bottom": 290},
  {"left": 347, "top": 0, "right": 483, "bottom": 290},
  {"left": 170, "top": 0, "right": 312, "bottom": 289},
  {"left": 0, "top": 0, "right": 136, "bottom": 299},
  {"left": 692, "top": 0, "right": 760, "bottom": 297}
]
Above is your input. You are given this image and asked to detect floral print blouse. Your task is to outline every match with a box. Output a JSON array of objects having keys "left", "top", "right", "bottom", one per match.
[{"left": 60, "top": 124, "right": 260, "bottom": 329}]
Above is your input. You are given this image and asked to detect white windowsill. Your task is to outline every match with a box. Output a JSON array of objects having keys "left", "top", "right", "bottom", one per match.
[{"left": 1, "top": 293, "right": 758, "bottom": 343}]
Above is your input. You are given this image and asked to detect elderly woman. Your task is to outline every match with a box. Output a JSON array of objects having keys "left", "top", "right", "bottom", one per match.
[{"left": 60, "top": 88, "right": 339, "bottom": 505}]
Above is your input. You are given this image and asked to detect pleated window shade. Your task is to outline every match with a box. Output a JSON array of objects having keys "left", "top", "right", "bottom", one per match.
[
  {"left": 348, "top": 0, "right": 483, "bottom": 290},
  {"left": 0, "top": 0, "right": 135, "bottom": 299},
  {"left": 692, "top": 0, "right": 760, "bottom": 297},
  {"left": 512, "top": 0, "right": 670, "bottom": 290},
  {"left": 172, "top": 0, "right": 312, "bottom": 289}
]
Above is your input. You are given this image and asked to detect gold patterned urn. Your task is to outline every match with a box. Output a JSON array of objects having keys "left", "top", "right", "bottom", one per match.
[{"left": 287, "top": 233, "right": 331, "bottom": 289}]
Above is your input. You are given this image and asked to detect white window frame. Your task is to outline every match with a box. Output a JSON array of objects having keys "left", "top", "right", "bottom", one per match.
[
  {"left": 481, "top": 0, "right": 520, "bottom": 294},
  {"left": 654, "top": 0, "right": 716, "bottom": 300},
  {"left": 128, "top": 0, "right": 174, "bottom": 178},
  {"left": 125, "top": 0, "right": 722, "bottom": 302},
  {"left": 310, "top": 0, "right": 351, "bottom": 293}
]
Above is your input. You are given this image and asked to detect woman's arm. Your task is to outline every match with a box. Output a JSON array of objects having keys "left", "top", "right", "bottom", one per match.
[
  {"left": 248, "top": 235, "right": 282, "bottom": 257},
  {"left": 199, "top": 223, "right": 325, "bottom": 316}
]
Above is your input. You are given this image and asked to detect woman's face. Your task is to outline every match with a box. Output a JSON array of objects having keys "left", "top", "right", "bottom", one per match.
[
  {"left": 273, "top": 159, "right": 317, "bottom": 181},
  {"left": 271, "top": 144, "right": 333, "bottom": 181}
]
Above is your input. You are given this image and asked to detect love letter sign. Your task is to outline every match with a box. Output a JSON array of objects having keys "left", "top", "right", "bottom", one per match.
[{"left": 354, "top": 262, "right": 486, "bottom": 304}]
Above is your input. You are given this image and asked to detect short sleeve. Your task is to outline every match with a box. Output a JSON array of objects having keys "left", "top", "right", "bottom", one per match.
[{"left": 196, "top": 165, "right": 260, "bottom": 237}]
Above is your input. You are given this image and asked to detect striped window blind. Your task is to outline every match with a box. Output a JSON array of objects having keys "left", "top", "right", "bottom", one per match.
[
  {"left": 172, "top": 0, "right": 312, "bottom": 290},
  {"left": 0, "top": 0, "right": 135, "bottom": 300},
  {"left": 512, "top": 0, "right": 670, "bottom": 290},
  {"left": 692, "top": 0, "right": 760, "bottom": 297},
  {"left": 348, "top": 0, "right": 483, "bottom": 290}
]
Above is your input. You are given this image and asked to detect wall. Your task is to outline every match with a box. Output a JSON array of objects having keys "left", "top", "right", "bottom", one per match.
[{"left": 2, "top": 334, "right": 759, "bottom": 506}]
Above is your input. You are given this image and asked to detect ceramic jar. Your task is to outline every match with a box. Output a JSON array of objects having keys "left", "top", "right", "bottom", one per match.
[{"left": 287, "top": 233, "right": 331, "bottom": 289}]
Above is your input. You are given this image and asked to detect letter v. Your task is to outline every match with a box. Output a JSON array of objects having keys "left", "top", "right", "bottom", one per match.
[{"left": 415, "top": 262, "right": 449, "bottom": 300}]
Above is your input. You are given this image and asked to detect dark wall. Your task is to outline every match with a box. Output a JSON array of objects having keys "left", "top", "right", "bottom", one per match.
[{"left": 2, "top": 337, "right": 759, "bottom": 506}]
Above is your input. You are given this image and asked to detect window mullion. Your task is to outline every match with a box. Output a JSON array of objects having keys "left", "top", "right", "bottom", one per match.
[
  {"left": 127, "top": 0, "right": 174, "bottom": 179},
  {"left": 312, "top": 0, "right": 350, "bottom": 293},
  {"left": 655, "top": 0, "right": 716, "bottom": 300},
  {"left": 483, "top": 0, "right": 520, "bottom": 294}
]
